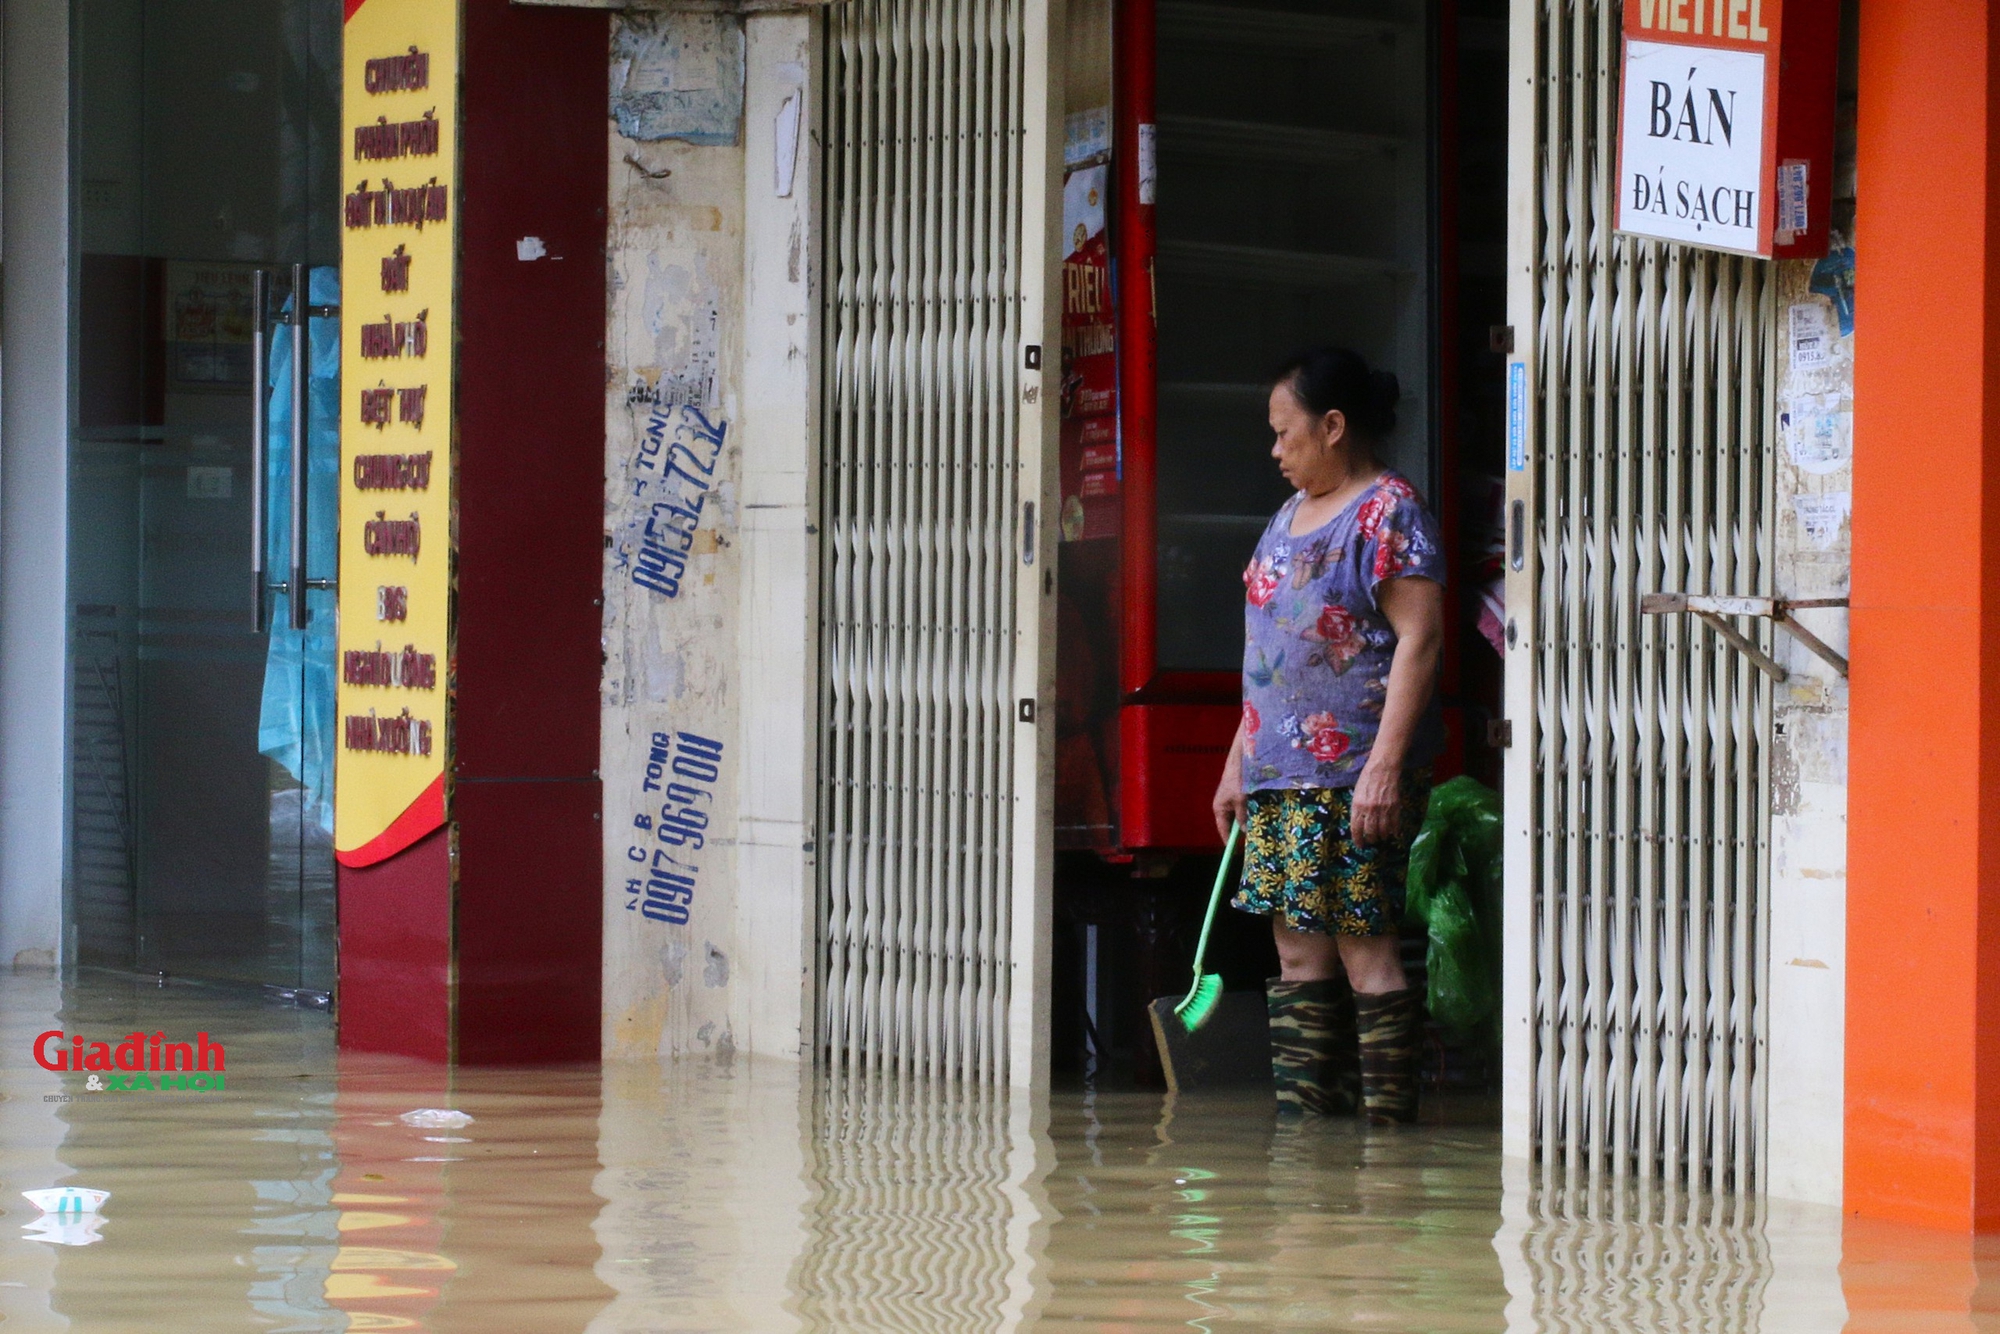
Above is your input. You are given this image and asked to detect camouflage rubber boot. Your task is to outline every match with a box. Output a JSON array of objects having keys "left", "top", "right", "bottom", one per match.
[
  {"left": 1265, "top": 976, "right": 1359, "bottom": 1115},
  {"left": 1355, "top": 988, "right": 1423, "bottom": 1125}
]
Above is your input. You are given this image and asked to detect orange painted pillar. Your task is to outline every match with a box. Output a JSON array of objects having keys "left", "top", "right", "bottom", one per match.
[{"left": 1848, "top": 0, "right": 2000, "bottom": 1230}]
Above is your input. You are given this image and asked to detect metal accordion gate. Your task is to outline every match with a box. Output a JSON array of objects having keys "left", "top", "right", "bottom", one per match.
[
  {"left": 815, "top": 0, "right": 1059, "bottom": 1088},
  {"left": 1503, "top": 0, "right": 1778, "bottom": 1192}
]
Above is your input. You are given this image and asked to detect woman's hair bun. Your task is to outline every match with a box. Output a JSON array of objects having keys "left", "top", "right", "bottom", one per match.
[
  {"left": 1272, "top": 346, "right": 1398, "bottom": 438},
  {"left": 1366, "top": 368, "right": 1401, "bottom": 423}
]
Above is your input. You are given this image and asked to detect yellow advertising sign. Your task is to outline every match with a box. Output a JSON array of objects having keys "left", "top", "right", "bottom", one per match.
[{"left": 335, "top": 0, "right": 457, "bottom": 865}]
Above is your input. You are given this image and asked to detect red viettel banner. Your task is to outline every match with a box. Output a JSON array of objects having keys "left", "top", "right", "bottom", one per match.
[{"left": 1616, "top": 0, "right": 1838, "bottom": 259}]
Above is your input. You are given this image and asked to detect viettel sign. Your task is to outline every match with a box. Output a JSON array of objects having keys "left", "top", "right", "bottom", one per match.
[{"left": 1615, "top": 0, "right": 1839, "bottom": 259}]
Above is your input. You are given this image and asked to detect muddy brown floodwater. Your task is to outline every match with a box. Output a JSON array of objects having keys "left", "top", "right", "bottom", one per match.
[{"left": 1, "top": 971, "right": 1995, "bottom": 1331}]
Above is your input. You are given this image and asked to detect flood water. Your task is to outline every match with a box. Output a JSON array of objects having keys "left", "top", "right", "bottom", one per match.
[{"left": 1, "top": 971, "right": 1994, "bottom": 1331}]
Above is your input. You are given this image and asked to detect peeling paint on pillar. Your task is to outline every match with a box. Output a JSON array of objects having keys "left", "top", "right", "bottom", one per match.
[
  {"left": 601, "top": 8, "right": 748, "bottom": 1062},
  {"left": 600, "top": 10, "right": 819, "bottom": 1067},
  {"left": 609, "top": 12, "right": 745, "bottom": 146},
  {"left": 1765, "top": 237, "right": 1855, "bottom": 1206}
]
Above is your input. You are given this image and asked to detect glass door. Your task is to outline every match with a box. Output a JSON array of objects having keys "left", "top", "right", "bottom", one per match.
[{"left": 70, "top": 0, "right": 343, "bottom": 1000}]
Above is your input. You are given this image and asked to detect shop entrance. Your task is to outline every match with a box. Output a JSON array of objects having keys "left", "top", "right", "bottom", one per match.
[
  {"left": 1050, "top": 0, "right": 1511, "bottom": 1082},
  {"left": 69, "top": 0, "right": 344, "bottom": 999}
]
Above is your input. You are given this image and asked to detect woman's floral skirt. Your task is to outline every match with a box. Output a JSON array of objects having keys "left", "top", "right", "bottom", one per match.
[{"left": 1231, "top": 771, "right": 1432, "bottom": 937}]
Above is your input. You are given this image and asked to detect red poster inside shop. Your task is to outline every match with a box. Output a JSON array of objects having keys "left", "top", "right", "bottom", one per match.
[
  {"left": 1055, "top": 161, "right": 1124, "bottom": 848},
  {"left": 1060, "top": 165, "right": 1119, "bottom": 541}
]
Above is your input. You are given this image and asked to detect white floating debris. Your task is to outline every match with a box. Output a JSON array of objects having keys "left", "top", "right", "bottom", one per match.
[
  {"left": 23, "top": 1214, "right": 106, "bottom": 1246},
  {"left": 23, "top": 1187, "right": 108, "bottom": 1215},
  {"left": 422, "top": 1136, "right": 472, "bottom": 1143},
  {"left": 399, "top": 1108, "right": 473, "bottom": 1129}
]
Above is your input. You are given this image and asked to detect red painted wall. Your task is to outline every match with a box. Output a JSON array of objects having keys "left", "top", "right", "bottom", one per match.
[
  {"left": 454, "top": 782, "right": 603, "bottom": 1063},
  {"left": 338, "top": 828, "right": 451, "bottom": 1062},
  {"left": 453, "top": 0, "right": 606, "bottom": 1063}
]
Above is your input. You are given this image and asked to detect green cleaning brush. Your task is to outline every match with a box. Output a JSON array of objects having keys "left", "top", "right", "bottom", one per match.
[{"left": 1173, "top": 818, "right": 1241, "bottom": 1033}]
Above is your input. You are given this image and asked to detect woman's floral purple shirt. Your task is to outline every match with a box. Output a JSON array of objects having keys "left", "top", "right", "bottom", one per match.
[{"left": 1240, "top": 470, "right": 1445, "bottom": 792}]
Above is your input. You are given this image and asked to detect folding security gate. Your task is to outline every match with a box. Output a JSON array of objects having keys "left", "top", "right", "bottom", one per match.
[
  {"left": 816, "top": 0, "right": 1060, "bottom": 1088},
  {"left": 1502, "top": 0, "right": 1777, "bottom": 1191}
]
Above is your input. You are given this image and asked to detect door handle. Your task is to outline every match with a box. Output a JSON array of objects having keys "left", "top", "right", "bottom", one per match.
[
  {"left": 250, "top": 269, "right": 271, "bottom": 631},
  {"left": 289, "top": 263, "right": 310, "bottom": 631},
  {"left": 258, "top": 266, "right": 338, "bottom": 632}
]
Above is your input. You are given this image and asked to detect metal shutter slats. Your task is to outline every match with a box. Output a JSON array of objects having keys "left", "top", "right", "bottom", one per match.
[
  {"left": 820, "top": 0, "right": 1027, "bottom": 1086},
  {"left": 1515, "top": 0, "right": 1775, "bottom": 1194}
]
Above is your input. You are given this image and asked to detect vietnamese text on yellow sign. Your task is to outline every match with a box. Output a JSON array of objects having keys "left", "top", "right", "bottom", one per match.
[{"left": 335, "top": 0, "right": 457, "bottom": 865}]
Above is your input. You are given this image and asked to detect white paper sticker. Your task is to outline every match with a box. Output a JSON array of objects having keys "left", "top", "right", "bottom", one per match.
[
  {"left": 1136, "top": 123, "right": 1157, "bottom": 206},
  {"left": 1782, "top": 394, "right": 1852, "bottom": 475},
  {"left": 774, "top": 93, "right": 801, "bottom": 198},
  {"left": 1064, "top": 106, "right": 1110, "bottom": 167},
  {"left": 1063, "top": 164, "right": 1108, "bottom": 248},
  {"left": 1776, "top": 159, "right": 1809, "bottom": 243},
  {"left": 1792, "top": 492, "right": 1851, "bottom": 550},
  {"left": 1788, "top": 301, "right": 1831, "bottom": 370}
]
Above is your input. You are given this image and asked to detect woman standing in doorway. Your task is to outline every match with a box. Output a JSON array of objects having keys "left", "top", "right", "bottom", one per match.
[{"left": 1211, "top": 347, "right": 1445, "bottom": 1124}]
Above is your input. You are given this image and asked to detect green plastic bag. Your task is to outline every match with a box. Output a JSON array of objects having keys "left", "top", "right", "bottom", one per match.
[{"left": 1404, "top": 776, "right": 1504, "bottom": 1043}]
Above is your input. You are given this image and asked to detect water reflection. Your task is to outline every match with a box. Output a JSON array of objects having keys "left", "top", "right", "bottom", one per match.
[
  {"left": 1038, "top": 1090, "right": 1510, "bottom": 1330},
  {"left": 2, "top": 971, "right": 1997, "bottom": 1330},
  {"left": 1, "top": 967, "right": 69, "bottom": 1330},
  {"left": 321, "top": 1056, "right": 610, "bottom": 1330},
  {"left": 5, "top": 970, "right": 353, "bottom": 1329},
  {"left": 1495, "top": 1165, "right": 1848, "bottom": 1332},
  {"left": 795, "top": 1072, "right": 1044, "bottom": 1331},
  {"left": 591, "top": 1055, "right": 813, "bottom": 1331}
]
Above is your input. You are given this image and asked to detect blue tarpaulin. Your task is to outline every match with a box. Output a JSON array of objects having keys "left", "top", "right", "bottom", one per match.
[{"left": 257, "top": 266, "right": 340, "bottom": 836}]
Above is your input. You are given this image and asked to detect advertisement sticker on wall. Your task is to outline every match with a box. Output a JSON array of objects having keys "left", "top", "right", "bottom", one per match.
[{"left": 334, "top": 0, "right": 458, "bottom": 867}]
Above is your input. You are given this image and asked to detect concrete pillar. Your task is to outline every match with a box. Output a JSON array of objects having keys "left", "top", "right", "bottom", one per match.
[
  {"left": 0, "top": 0, "right": 71, "bottom": 971},
  {"left": 732, "top": 10, "right": 819, "bottom": 1061}
]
